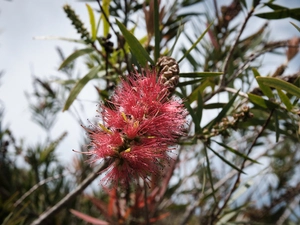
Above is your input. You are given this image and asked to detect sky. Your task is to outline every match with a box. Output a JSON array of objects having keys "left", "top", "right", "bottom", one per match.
[{"left": 0, "top": 0, "right": 300, "bottom": 165}]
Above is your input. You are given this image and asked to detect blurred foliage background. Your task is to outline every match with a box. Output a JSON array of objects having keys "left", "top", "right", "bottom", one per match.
[{"left": 1, "top": 0, "right": 300, "bottom": 224}]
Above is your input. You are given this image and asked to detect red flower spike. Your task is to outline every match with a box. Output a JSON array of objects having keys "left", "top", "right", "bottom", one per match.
[{"left": 86, "top": 69, "right": 187, "bottom": 188}]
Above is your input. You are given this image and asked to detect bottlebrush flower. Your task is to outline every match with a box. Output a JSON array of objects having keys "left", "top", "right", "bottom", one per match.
[{"left": 85, "top": 69, "right": 187, "bottom": 188}]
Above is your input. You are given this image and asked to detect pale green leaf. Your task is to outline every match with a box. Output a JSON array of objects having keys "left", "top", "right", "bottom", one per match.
[
  {"left": 86, "top": 4, "right": 96, "bottom": 41},
  {"left": 178, "top": 22, "right": 213, "bottom": 63},
  {"left": 290, "top": 22, "right": 300, "bottom": 32},
  {"left": 277, "top": 88, "right": 293, "bottom": 111},
  {"left": 253, "top": 68, "right": 274, "bottom": 99},
  {"left": 59, "top": 48, "right": 94, "bottom": 70},
  {"left": 101, "top": 0, "right": 111, "bottom": 36},
  {"left": 248, "top": 93, "right": 278, "bottom": 109},
  {"left": 257, "top": 77, "right": 300, "bottom": 98},
  {"left": 63, "top": 66, "right": 101, "bottom": 111}
]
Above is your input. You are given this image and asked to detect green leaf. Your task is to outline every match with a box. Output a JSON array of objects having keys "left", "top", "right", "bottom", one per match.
[
  {"left": 58, "top": 48, "right": 94, "bottom": 70},
  {"left": 256, "top": 77, "right": 300, "bottom": 98},
  {"left": 168, "top": 22, "right": 183, "bottom": 57},
  {"left": 277, "top": 88, "right": 293, "bottom": 111},
  {"left": 101, "top": 0, "right": 111, "bottom": 36},
  {"left": 213, "top": 141, "right": 260, "bottom": 164},
  {"left": 274, "top": 110, "right": 280, "bottom": 142},
  {"left": 253, "top": 68, "right": 274, "bottom": 99},
  {"left": 196, "top": 91, "right": 203, "bottom": 132},
  {"left": 248, "top": 93, "right": 278, "bottom": 109},
  {"left": 63, "top": 66, "right": 101, "bottom": 111},
  {"left": 86, "top": 4, "right": 96, "bottom": 41},
  {"left": 203, "top": 146, "right": 217, "bottom": 203},
  {"left": 187, "top": 79, "right": 212, "bottom": 103},
  {"left": 255, "top": 8, "right": 300, "bottom": 20},
  {"left": 154, "top": 0, "right": 160, "bottom": 62},
  {"left": 206, "top": 90, "right": 240, "bottom": 130},
  {"left": 206, "top": 145, "right": 245, "bottom": 174},
  {"left": 177, "top": 78, "right": 203, "bottom": 87},
  {"left": 178, "top": 22, "right": 213, "bottom": 63},
  {"left": 184, "top": 99, "right": 201, "bottom": 134},
  {"left": 34, "top": 36, "right": 85, "bottom": 44},
  {"left": 180, "top": 72, "right": 223, "bottom": 78},
  {"left": 116, "top": 19, "right": 154, "bottom": 67},
  {"left": 203, "top": 103, "right": 226, "bottom": 109},
  {"left": 290, "top": 22, "right": 300, "bottom": 32}
]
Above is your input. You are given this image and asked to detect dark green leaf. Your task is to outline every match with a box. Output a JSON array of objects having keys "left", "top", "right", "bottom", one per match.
[
  {"left": 203, "top": 103, "right": 227, "bottom": 109},
  {"left": 58, "top": 48, "right": 94, "bottom": 70},
  {"left": 206, "top": 90, "right": 240, "bottom": 130},
  {"left": 206, "top": 145, "right": 245, "bottom": 174},
  {"left": 180, "top": 72, "right": 223, "bottom": 78},
  {"left": 116, "top": 19, "right": 154, "bottom": 67},
  {"left": 256, "top": 77, "right": 300, "bottom": 98},
  {"left": 63, "top": 66, "right": 101, "bottom": 111},
  {"left": 213, "top": 141, "right": 260, "bottom": 164},
  {"left": 184, "top": 98, "right": 201, "bottom": 133},
  {"left": 196, "top": 91, "right": 203, "bottom": 132},
  {"left": 154, "top": 0, "right": 160, "bottom": 62},
  {"left": 203, "top": 146, "right": 217, "bottom": 203},
  {"left": 255, "top": 8, "right": 300, "bottom": 20},
  {"left": 274, "top": 110, "right": 280, "bottom": 142},
  {"left": 177, "top": 78, "right": 203, "bottom": 87}
]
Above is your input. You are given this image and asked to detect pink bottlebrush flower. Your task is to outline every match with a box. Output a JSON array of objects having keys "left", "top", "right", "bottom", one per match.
[{"left": 86, "top": 69, "right": 187, "bottom": 188}]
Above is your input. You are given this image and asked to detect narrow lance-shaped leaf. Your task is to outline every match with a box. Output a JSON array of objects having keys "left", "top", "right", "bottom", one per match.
[
  {"left": 274, "top": 110, "right": 280, "bottom": 142},
  {"left": 255, "top": 8, "right": 300, "bottom": 20},
  {"left": 248, "top": 93, "right": 278, "bottom": 109},
  {"left": 101, "top": 0, "right": 111, "bottom": 36},
  {"left": 179, "top": 72, "right": 223, "bottom": 78},
  {"left": 257, "top": 77, "right": 300, "bottom": 98},
  {"left": 290, "top": 22, "right": 300, "bottom": 32},
  {"left": 154, "top": 0, "right": 160, "bottom": 62},
  {"left": 59, "top": 48, "right": 94, "bottom": 70},
  {"left": 116, "top": 19, "right": 154, "bottom": 67},
  {"left": 203, "top": 146, "right": 217, "bottom": 203},
  {"left": 206, "top": 145, "right": 246, "bottom": 174},
  {"left": 86, "top": 4, "right": 97, "bottom": 41},
  {"left": 252, "top": 68, "right": 274, "bottom": 99},
  {"left": 178, "top": 22, "right": 213, "bottom": 64},
  {"left": 213, "top": 141, "right": 260, "bottom": 164},
  {"left": 63, "top": 66, "right": 101, "bottom": 112},
  {"left": 206, "top": 90, "right": 240, "bottom": 130},
  {"left": 277, "top": 88, "right": 293, "bottom": 111}
]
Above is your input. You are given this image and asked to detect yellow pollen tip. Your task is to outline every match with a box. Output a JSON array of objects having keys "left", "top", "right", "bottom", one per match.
[
  {"left": 124, "top": 148, "right": 131, "bottom": 153},
  {"left": 98, "top": 123, "right": 112, "bottom": 134},
  {"left": 121, "top": 112, "right": 127, "bottom": 122}
]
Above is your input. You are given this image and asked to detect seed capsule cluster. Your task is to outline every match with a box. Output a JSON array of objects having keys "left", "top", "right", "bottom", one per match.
[{"left": 156, "top": 56, "right": 180, "bottom": 94}]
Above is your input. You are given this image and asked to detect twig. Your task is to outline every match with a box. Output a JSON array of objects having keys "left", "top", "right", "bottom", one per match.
[
  {"left": 30, "top": 161, "right": 109, "bottom": 225},
  {"left": 220, "top": 6, "right": 255, "bottom": 86},
  {"left": 14, "top": 173, "right": 67, "bottom": 208},
  {"left": 179, "top": 148, "right": 270, "bottom": 225},
  {"left": 96, "top": 0, "right": 131, "bottom": 75},
  {"left": 210, "top": 109, "right": 274, "bottom": 224}
]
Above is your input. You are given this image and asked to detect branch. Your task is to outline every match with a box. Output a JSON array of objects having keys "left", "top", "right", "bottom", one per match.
[
  {"left": 210, "top": 109, "right": 274, "bottom": 224},
  {"left": 220, "top": 6, "right": 255, "bottom": 86},
  {"left": 30, "top": 161, "right": 109, "bottom": 225}
]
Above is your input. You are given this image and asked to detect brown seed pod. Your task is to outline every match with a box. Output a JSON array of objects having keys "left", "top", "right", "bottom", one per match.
[{"left": 156, "top": 56, "right": 180, "bottom": 94}]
